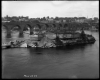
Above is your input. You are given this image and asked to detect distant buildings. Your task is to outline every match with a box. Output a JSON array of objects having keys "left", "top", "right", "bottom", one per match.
[
  {"left": 2, "top": 15, "right": 99, "bottom": 24},
  {"left": 75, "top": 17, "right": 86, "bottom": 23},
  {"left": 2, "top": 15, "right": 29, "bottom": 22}
]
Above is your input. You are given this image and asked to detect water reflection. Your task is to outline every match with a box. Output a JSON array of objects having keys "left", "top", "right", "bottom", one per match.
[{"left": 28, "top": 48, "right": 43, "bottom": 55}]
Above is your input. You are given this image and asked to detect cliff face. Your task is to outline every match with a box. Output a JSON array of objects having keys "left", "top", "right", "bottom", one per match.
[{"left": 38, "top": 36, "right": 56, "bottom": 48}]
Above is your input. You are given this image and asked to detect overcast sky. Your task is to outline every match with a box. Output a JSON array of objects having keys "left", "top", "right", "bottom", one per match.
[{"left": 2, "top": 1, "right": 99, "bottom": 18}]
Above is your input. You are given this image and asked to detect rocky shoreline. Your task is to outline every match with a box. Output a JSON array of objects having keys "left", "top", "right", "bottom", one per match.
[{"left": 2, "top": 31, "right": 96, "bottom": 49}]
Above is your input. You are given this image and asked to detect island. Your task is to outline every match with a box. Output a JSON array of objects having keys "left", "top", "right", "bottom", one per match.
[{"left": 2, "top": 30, "right": 96, "bottom": 49}]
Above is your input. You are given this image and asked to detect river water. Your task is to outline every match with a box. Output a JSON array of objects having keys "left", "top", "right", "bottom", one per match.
[{"left": 2, "top": 31, "right": 99, "bottom": 79}]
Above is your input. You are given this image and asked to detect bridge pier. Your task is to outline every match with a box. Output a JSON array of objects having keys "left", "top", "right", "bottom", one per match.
[
  {"left": 30, "top": 29, "right": 33, "bottom": 35},
  {"left": 19, "top": 31, "right": 24, "bottom": 37},
  {"left": 6, "top": 31, "right": 11, "bottom": 38}
]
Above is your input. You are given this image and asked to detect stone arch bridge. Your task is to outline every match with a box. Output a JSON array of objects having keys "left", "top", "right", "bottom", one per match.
[{"left": 2, "top": 21, "right": 89, "bottom": 38}]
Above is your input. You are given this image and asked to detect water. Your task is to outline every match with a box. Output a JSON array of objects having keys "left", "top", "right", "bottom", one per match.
[{"left": 2, "top": 31, "right": 99, "bottom": 79}]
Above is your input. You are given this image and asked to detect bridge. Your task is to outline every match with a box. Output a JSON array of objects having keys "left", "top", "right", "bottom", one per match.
[{"left": 2, "top": 21, "right": 91, "bottom": 38}]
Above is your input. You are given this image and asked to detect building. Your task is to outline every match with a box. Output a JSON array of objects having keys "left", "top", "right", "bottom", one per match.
[{"left": 47, "top": 18, "right": 54, "bottom": 23}]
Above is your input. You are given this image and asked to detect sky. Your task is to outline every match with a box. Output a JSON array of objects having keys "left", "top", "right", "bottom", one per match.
[{"left": 2, "top": 1, "right": 99, "bottom": 18}]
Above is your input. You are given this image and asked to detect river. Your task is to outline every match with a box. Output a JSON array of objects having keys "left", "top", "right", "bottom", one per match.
[{"left": 2, "top": 31, "right": 99, "bottom": 79}]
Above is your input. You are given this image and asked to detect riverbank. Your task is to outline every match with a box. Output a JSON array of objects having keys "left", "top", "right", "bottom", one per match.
[{"left": 2, "top": 31, "right": 96, "bottom": 49}]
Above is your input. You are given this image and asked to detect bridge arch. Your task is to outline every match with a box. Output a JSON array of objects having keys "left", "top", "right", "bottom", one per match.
[
  {"left": 35, "top": 24, "right": 42, "bottom": 29},
  {"left": 2, "top": 25, "right": 12, "bottom": 38},
  {"left": 39, "top": 24, "right": 47, "bottom": 30},
  {"left": 48, "top": 24, "right": 56, "bottom": 31},
  {"left": 2, "top": 25, "right": 9, "bottom": 38},
  {"left": 59, "top": 23, "right": 62, "bottom": 27},
  {"left": 51, "top": 24, "right": 56, "bottom": 28},
  {"left": 30, "top": 24, "right": 42, "bottom": 35},
  {"left": 10, "top": 25, "right": 24, "bottom": 37},
  {"left": 58, "top": 23, "right": 63, "bottom": 30},
  {"left": 2, "top": 25, "right": 8, "bottom": 31},
  {"left": 11, "top": 25, "right": 21, "bottom": 31},
  {"left": 23, "top": 24, "right": 32, "bottom": 31},
  {"left": 44, "top": 24, "right": 50, "bottom": 30},
  {"left": 64, "top": 24, "right": 68, "bottom": 29}
]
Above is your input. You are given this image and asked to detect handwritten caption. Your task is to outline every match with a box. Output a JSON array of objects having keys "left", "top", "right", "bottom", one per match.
[{"left": 24, "top": 75, "right": 37, "bottom": 78}]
